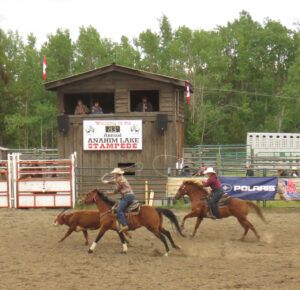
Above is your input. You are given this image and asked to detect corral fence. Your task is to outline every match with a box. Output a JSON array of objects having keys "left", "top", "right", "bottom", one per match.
[
  {"left": 0, "top": 148, "right": 59, "bottom": 161},
  {"left": 0, "top": 153, "right": 75, "bottom": 208},
  {"left": 75, "top": 167, "right": 171, "bottom": 206},
  {"left": 184, "top": 144, "right": 300, "bottom": 177}
]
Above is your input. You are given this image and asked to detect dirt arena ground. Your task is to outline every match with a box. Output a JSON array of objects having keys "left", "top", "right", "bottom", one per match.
[{"left": 1, "top": 207, "right": 300, "bottom": 290}]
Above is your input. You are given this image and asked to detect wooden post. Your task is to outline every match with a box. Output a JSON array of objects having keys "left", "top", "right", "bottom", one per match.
[
  {"left": 149, "top": 190, "right": 154, "bottom": 206},
  {"left": 144, "top": 180, "right": 149, "bottom": 205}
]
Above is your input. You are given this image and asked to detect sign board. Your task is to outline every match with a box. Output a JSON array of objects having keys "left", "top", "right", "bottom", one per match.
[
  {"left": 83, "top": 120, "right": 142, "bottom": 150},
  {"left": 220, "top": 176, "right": 278, "bottom": 200}
]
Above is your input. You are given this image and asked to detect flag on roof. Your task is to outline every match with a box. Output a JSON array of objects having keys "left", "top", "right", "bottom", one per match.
[
  {"left": 185, "top": 80, "right": 191, "bottom": 105},
  {"left": 42, "top": 55, "right": 47, "bottom": 81}
]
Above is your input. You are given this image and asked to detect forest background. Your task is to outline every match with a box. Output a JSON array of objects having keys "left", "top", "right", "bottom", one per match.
[{"left": 1, "top": 11, "right": 300, "bottom": 149}]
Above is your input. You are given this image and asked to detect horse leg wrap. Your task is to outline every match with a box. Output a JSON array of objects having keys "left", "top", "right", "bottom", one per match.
[{"left": 90, "top": 242, "right": 97, "bottom": 251}]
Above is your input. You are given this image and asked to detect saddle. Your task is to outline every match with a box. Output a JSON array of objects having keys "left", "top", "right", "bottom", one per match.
[
  {"left": 205, "top": 193, "right": 231, "bottom": 208},
  {"left": 112, "top": 200, "right": 142, "bottom": 215},
  {"left": 204, "top": 193, "right": 231, "bottom": 219},
  {"left": 216, "top": 193, "right": 231, "bottom": 207}
]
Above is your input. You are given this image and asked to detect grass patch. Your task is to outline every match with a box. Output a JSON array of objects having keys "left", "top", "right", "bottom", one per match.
[{"left": 263, "top": 200, "right": 300, "bottom": 208}]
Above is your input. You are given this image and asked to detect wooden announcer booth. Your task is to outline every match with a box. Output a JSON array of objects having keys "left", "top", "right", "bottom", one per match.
[{"left": 45, "top": 64, "right": 186, "bottom": 175}]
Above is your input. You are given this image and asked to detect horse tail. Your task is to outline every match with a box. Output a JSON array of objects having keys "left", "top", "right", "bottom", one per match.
[
  {"left": 155, "top": 208, "right": 185, "bottom": 237},
  {"left": 246, "top": 201, "right": 267, "bottom": 223}
]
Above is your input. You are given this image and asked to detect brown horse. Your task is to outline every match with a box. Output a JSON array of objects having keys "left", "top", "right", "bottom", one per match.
[
  {"left": 82, "top": 189, "right": 184, "bottom": 256},
  {"left": 175, "top": 180, "right": 266, "bottom": 240}
]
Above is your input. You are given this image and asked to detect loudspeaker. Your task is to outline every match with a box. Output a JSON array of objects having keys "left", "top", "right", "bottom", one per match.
[
  {"left": 57, "top": 114, "right": 69, "bottom": 135},
  {"left": 156, "top": 114, "right": 168, "bottom": 133}
]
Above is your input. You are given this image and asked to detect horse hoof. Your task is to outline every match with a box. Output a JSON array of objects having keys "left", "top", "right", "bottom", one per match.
[
  {"left": 175, "top": 245, "right": 181, "bottom": 250},
  {"left": 88, "top": 249, "right": 93, "bottom": 254},
  {"left": 164, "top": 252, "right": 169, "bottom": 257},
  {"left": 121, "top": 251, "right": 127, "bottom": 255}
]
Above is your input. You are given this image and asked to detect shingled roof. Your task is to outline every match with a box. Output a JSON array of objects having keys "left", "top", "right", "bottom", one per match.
[{"left": 45, "top": 63, "right": 186, "bottom": 91}]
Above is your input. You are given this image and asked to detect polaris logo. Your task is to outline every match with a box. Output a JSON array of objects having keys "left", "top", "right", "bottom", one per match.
[
  {"left": 222, "top": 184, "right": 233, "bottom": 193},
  {"left": 234, "top": 185, "right": 276, "bottom": 192}
]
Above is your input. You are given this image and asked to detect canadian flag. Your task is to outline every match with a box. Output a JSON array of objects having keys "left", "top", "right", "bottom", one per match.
[
  {"left": 185, "top": 80, "right": 191, "bottom": 105},
  {"left": 42, "top": 55, "right": 47, "bottom": 81}
]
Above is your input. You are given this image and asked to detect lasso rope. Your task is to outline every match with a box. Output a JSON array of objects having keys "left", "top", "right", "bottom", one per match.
[
  {"left": 152, "top": 154, "right": 181, "bottom": 177},
  {"left": 100, "top": 162, "right": 144, "bottom": 183}
]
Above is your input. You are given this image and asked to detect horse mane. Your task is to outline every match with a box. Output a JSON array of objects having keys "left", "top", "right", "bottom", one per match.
[
  {"left": 183, "top": 180, "right": 208, "bottom": 193},
  {"left": 95, "top": 189, "right": 116, "bottom": 206}
]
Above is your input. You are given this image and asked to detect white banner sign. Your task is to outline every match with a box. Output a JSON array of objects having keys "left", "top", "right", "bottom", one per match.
[{"left": 83, "top": 120, "right": 142, "bottom": 150}]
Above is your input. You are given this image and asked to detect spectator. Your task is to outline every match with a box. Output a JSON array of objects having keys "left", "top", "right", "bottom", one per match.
[
  {"left": 180, "top": 165, "right": 191, "bottom": 177},
  {"left": 136, "top": 97, "right": 153, "bottom": 112},
  {"left": 91, "top": 101, "right": 103, "bottom": 114},
  {"left": 74, "top": 99, "right": 89, "bottom": 115},
  {"left": 245, "top": 164, "right": 254, "bottom": 177},
  {"left": 176, "top": 158, "right": 184, "bottom": 176},
  {"left": 193, "top": 163, "right": 207, "bottom": 176},
  {"left": 277, "top": 169, "right": 288, "bottom": 177},
  {"left": 291, "top": 166, "right": 299, "bottom": 177}
]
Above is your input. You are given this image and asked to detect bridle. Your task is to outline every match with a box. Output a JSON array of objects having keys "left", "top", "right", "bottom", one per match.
[{"left": 177, "top": 184, "right": 189, "bottom": 198}]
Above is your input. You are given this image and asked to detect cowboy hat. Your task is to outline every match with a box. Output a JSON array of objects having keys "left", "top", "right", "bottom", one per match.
[
  {"left": 203, "top": 167, "right": 216, "bottom": 174},
  {"left": 111, "top": 168, "right": 124, "bottom": 175},
  {"left": 291, "top": 166, "right": 298, "bottom": 170}
]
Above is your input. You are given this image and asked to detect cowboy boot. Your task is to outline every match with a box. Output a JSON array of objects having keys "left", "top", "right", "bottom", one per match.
[
  {"left": 206, "top": 209, "right": 216, "bottom": 220},
  {"left": 119, "top": 224, "right": 129, "bottom": 233}
]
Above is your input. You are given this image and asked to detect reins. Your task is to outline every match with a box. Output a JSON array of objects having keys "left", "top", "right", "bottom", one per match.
[{"left": 99, "top": 208, "right": 113, "bottom": 220}]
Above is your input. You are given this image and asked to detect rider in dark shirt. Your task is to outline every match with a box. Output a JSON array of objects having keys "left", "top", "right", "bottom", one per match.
[{"left": 202, "top": 167, "right": 224, "bottom": 219}]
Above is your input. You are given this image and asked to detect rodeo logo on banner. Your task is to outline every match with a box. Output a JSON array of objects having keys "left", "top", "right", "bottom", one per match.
[
  {"left": 83, "top": 120, "right": 142, "bottom": 150},
  {"left": 220, "top": 177, "right": 278, "bottom": 200},
  {"left": 282, "top": 179, "right": 300, "bottom": 200}
]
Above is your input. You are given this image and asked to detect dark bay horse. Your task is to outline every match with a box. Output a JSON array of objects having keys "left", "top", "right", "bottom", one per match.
[
  {"left": 175, "top": 180, "right": 266, "bottom": 240},
  {"left": 82, "top": 189, "right": 184, "bottom": 256}
]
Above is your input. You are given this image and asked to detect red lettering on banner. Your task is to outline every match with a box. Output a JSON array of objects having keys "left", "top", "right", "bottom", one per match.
[{"left": 87, "top": 142, "right": 139, "bottom": 150}]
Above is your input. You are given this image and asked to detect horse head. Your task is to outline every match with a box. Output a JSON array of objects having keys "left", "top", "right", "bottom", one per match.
[
  {"left": 175, "top": 180, "right": 208, "bottom": 200},
  {"left": 82, "top": 189, "right": 116, "bottom": 207},
  {"left": 81, "top": 189, "right": 100, "bottom": 205}
]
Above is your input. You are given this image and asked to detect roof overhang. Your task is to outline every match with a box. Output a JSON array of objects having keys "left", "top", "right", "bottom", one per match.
[{"left": 45, "top": 63, "right": 186, "bottom": 91}]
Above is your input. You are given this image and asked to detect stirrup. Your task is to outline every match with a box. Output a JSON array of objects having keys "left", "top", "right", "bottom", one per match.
[{"left": 206, "top": 212, "right": 216, "bottom": 220}]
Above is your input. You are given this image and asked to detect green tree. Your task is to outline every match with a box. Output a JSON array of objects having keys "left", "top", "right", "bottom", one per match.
[{"left": 74, "top": 26, "right": 113, "bottom": 72}]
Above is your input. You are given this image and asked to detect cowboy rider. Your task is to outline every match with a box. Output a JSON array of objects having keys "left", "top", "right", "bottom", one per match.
[
  {"left": 102, "top": 168, "right": 135, "bottom": 232},
  {"left": 202, "top": 167, "right": 224, "bottom": 219}
]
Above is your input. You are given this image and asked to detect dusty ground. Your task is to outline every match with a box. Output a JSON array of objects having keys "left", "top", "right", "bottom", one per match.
[{"left": 1, "top": 207, "right": 300, "bottom": 290}]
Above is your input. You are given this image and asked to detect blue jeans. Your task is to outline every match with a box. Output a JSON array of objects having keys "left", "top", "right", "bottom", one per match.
[
  {"left": 117, "top": 194, "right": 135, "bottom": 226},
  {"left": 209, "top": 188, "right": 223, "bottom": 218}
]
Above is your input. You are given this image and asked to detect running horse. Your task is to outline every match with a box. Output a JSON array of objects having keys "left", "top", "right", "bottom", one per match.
[
  {"left": 175, "top": 180, "right": 266, "bottom": 240},
  {"left": 82, "top": 189, "right": 185, "bottom": 256}
]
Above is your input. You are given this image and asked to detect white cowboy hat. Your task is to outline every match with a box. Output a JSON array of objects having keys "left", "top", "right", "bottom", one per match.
[
  {"left": 292, "top": 166, "right": 298, "bottom": 170},
  {"left": 111, "top": 168, "right": 124, "bottom": 175},
  {"left": 203, "top": 167, "right": 216, "bottom": 174}
]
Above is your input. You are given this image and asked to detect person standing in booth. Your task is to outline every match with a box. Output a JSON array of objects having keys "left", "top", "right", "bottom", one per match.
[
  {"left": 74, "top": 99, "right": 89, "bottom": 115},
  {"left": 136, "top": 97, "right": 153, "bottom": 112}
]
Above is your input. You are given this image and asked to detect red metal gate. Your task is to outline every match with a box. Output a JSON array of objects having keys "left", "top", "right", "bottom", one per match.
[{"left": 0, "top": 161, "right": 9, "bottom": 208}]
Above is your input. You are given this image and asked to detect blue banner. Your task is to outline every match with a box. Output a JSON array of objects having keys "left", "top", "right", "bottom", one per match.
[{"left": 220, "top": 177, "right": 278, "bottom": 200}]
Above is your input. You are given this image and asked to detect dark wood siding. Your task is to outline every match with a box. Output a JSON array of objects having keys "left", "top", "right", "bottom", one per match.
[{"left": 51, "top": 67, "right": 185, "bottom": 181}]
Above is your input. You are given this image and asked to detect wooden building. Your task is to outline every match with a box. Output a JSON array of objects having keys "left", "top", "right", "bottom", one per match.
[{"left": 45, "top": 64, "right": 186, "bottom": 175}]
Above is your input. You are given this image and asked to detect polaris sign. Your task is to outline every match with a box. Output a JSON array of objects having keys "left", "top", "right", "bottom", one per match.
[{"left": 220, "top": 177, "right": 278, "bottom": 200}]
